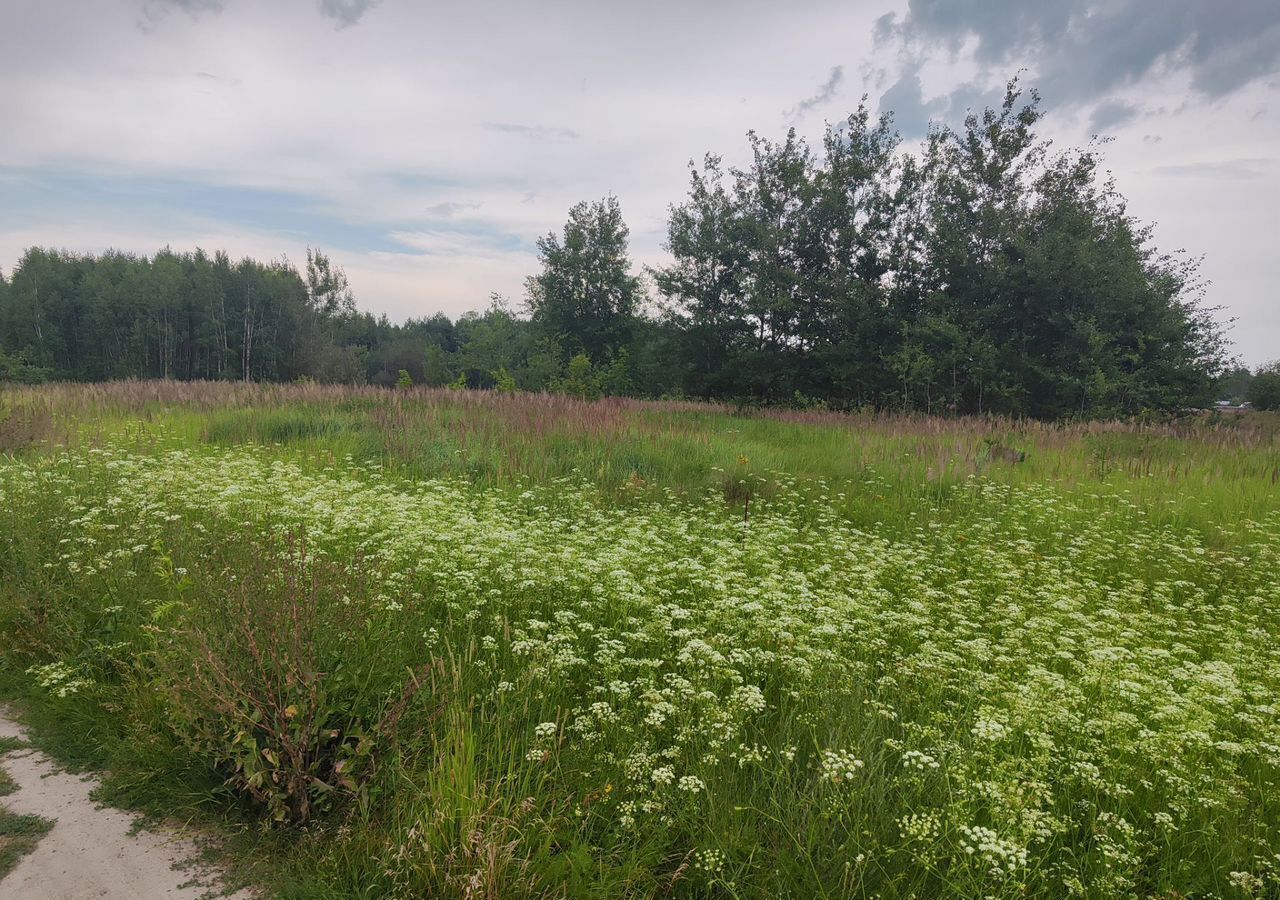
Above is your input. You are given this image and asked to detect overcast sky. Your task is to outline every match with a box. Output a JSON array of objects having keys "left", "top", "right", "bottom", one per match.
[{"left": 1, "top": 0, "right": 1277, "bottom": 365}]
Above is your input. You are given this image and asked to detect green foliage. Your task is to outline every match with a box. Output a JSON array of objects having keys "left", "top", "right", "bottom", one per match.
[
  {"left": 526, "top": 196, "right": 641, "bottom": 363},
  {"left": 0, "top": 349, "right": 51, "bottom": 384},
  {"left": 656, "top": 80, "right": 1226, "bottom": 416},
  {"left": 454, "top": 299, "right": 526, "bottom": 389},
  {"left": 598, "top": 348, "right": 632, "bottom": 397},
  {"left": 520, "top": 337, "right": 566, "bottom": 392},
  {"left": 0, "top": 247, "right": 326, "bottom": 383},
  {"left": 0, "top": 809, "right": 53, "bottom": 879},
  {"left": 555, "top": 352, "right": 601, "bottom": 400},
  {"left": 395, "top": 369, "right": 413, "bottom": 390},
  {"left": 304, "top": 248, "right": 355, "bottom": 318},
  {"left": 422, "top": 342, "right": 452, "bottom": 387},
  {"left": 491, "top": 365, "right": 517, "bottom": 393},
  {"left": 149, "top": 533, "right": 431, "bottom": 825},
  {"left": 1249, "top": 361, "right": 1280, "bottom": 410},
  {"left": 1217, "top": 366, "right": 1254, "bottom": 404}
]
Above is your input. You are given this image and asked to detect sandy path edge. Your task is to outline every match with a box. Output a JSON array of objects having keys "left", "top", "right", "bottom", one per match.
[{"left": 0, "top": 713, "right": 256, "bottom": 900}]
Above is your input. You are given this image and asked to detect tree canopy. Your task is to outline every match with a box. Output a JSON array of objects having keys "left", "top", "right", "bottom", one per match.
[{"left": 655, "top": 83, "right": 1227, "bottom": 417}]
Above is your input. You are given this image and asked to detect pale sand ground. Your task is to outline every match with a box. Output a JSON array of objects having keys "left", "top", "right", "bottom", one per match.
[{"left": 0, "top": 714, "right": 255, "bottom": 900}]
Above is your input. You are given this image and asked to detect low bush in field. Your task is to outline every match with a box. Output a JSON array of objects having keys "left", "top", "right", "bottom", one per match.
[
  {"left": 151, "top": 533, "right": 439, "bottom": 825},
  {"left": 2, "top": 444, "right": 1279, "bottom": 897}
]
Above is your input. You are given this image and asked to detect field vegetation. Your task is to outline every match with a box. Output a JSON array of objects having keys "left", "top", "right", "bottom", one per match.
[{"left": 1, "top": 381, "right": 1279, "bottom": 898}]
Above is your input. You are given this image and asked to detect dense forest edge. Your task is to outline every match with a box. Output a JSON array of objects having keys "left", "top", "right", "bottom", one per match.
[{"left": 1, "top": 82, "right": 1274, "bottom": 418}]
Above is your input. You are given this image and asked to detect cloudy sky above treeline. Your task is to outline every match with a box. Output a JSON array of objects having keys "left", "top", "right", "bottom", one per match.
[{"left": 2, "top": 0, "right": 1277, "bottom": 364}]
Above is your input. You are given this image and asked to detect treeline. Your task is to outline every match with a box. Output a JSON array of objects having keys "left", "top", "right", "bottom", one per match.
[
  {"left": 0, "top": 82, "right": 1235, "bottom": 418},
  {"left": 0, "top": 244, "right": 522, "bottom": 388}
]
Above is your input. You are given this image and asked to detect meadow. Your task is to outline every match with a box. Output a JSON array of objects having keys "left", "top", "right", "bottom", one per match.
[{"left": 1, "top": 381, "right": 1278, "bottom": 898}]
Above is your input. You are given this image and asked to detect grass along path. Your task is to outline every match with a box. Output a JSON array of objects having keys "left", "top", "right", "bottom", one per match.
[
  {"left": 0, "top": 733, "right": 51, "bottom": 885},
  {"left": 0, "top": 714, "right": 252, "bottom": 899}
]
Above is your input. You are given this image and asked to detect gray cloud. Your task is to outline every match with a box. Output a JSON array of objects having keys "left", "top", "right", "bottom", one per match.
[
  {"left": 427, "top": 201, "right": 481, "bottom": 217},
  {"left": 883, "top": 1, "right": 1280, "bottom": 100},
  {"left": 872, "top": 12, "right": 898, "bottom": 46},
  {"left": 785, "top": 66, "right": 844, "bottom": 120},
  {"left": 481, "top": 122, "right": 580, "bottom": 140},
  {"left": 936, "top": 79, "right": 1004, "bottom": 124},
  {"left": 1143, "top": 133, "right": 1164, "bottom": 144},
  {"left": 876, "top": 0, "right": 1280, "bottom": 133},
  {"left": 1154, "top": 158, "right": 1275, "bottom": 180},
  {"left": 167, "top": 0, "right": 222, "bottom": 10},
  {"left": 877, "top": 66, "right": 943, "bottom": 136},
  {"left": 1089, "top": 98, "right": 1141, "bottom": 134},
  {"left": 140, "top": 0, "right": 222, "bottom": 29},
  {"left": 318, "top": 0, "right": 380, "bottom": 29},
  {"left": 876, "top": 67, "right": 1003, "bottom": 137}
]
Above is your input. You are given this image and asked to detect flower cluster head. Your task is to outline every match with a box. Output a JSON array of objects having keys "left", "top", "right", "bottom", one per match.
[
  {"left": 678, "top": 775, "right": 705, "bottom": 793},
  {"left": 695, "top": 847, "right": 726, "bottom": 875},
  {"left": 959, "top": 825, "right": 1028, "bottom": 877},
  {"left": 26, "top": 661, "right": 92, "bottom": 698},
  {"left": 818, "top": 749, "right": 864, "bottom": 784},
  {"left": 899, "top": 810, "right": 943, "bottom": 843},
  {"left": 971, "top": 715, "right": 1009, "bottom": 742},
  {"left": 902, "top": 749, "right": 941, "bottom": 771}
]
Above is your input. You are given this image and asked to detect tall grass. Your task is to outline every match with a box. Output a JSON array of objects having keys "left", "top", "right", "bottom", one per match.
[
  {"left": 1, "top": 382, "right": 1278, "bottom": 897},
  {"left": 4, "top": 380, "right": 1277, "bottom": 533}
]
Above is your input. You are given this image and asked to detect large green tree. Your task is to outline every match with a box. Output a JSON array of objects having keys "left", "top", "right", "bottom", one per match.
[
  {"left": 526, "top": 197, "right": 642, "bottom": 365},
  {"left": 657, "top": 79, "right": 1227, "bottom": 416}
]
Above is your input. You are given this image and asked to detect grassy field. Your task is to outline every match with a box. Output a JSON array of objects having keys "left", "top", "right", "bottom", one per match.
[{"left": 1, "top": 381, "right": 1278, "bottom": 898}]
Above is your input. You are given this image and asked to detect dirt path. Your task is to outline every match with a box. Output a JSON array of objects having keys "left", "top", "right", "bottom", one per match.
[{"left": 0, "top": 714, "right": 253, "bottom": 900}]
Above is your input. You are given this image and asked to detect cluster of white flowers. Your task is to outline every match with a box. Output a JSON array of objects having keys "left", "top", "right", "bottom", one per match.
[
  {"left": 971, "top": 714, "right": 1009, "bottom": 742},
  {"left": 677, "top": 775, "right": 705, "bottom": 793},
  {"left": 26, "top": 661, "right": 93, "bottom": 698},
  {"left": 902, "top": 749, "right": 941, "bottom": 771},
  {"left": 898, "top": 810, "right": 943, "bottom": 843},
  {"left": 958, "top": 824, "right": 1028, "bottom": 877},
  {"left": 818, "top": 749, "right": 864, "bottom": 784},
  {"left": 694, "top": 847, "right": 725, "bottom": 874},
  {"left": 1228, "top": 871, "right": 1264, "bottom": 893}
]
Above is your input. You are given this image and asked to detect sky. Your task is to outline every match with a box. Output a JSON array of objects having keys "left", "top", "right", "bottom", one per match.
[{"left": 1, "top": 0, "right": 1277, "bottom": 365}]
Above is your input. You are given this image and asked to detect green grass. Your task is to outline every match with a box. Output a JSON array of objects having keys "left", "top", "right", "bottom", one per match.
[
  {"left": 0, "top": 809, "right": 53, "bottom": 880},
  {"left": 0, "top": 381, "right": 1278, "bottom": 898},
  {"left": 0, "top": 737, "right": 53, "bottom": 880}
]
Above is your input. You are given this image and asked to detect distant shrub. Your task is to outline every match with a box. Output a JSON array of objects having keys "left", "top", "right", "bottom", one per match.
[
  {"left": 491, "top": 366, "right": 517, "bottom": 394},
  {"left": 0, "top": 349, "right": 52, "bottom": 384},
  {"left": 1250, "top": 362, "right": 1280, "bottom": 411},
  {"left": 554, "top": 353, "right": 601, "bottom": 400}
]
